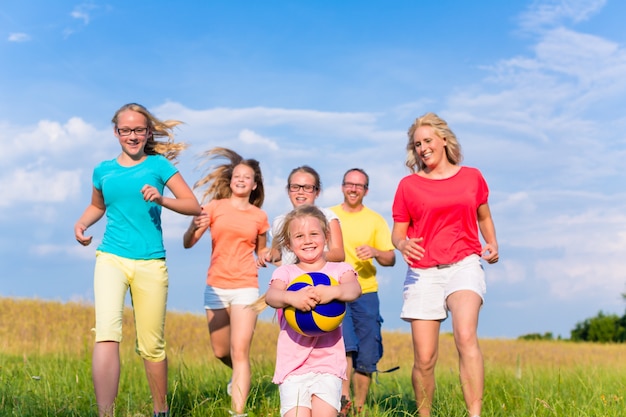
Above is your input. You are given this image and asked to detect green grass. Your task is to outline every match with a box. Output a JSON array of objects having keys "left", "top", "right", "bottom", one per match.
[
  {"left": 1, "top": 298, "right": 625, "bottom": 416},
  {"left": 1, "top": 352, "right": 412, "bottom": 416},
  {"left": 3, "top": 352, "right": 625, "bottom": 416}
]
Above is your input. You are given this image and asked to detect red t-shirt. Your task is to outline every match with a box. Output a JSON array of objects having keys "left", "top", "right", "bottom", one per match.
[{"left": 392, "top": 166, "right": 488, "bottom": 268}]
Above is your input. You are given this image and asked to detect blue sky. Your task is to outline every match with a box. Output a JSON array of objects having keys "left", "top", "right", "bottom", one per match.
[{"left": 2, "top": 0, "right": 626, "bottom": 339}]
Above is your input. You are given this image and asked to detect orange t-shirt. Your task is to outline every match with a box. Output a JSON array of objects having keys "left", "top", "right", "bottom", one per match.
[{"left": 205, "top": 199, "right": 269, "bottom": 289}]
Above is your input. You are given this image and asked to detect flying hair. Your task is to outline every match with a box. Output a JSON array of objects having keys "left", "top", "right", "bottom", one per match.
[
  {"left": 111, "top": 103, "right": 186, "bottom": 161},
  {"left": 193, "top": 147, "right": 265, "bottom": 207}
]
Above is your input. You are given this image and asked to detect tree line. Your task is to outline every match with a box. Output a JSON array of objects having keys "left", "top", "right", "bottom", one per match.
[{"left": 518, "top": 292, "right": 626, "bottom": 343}]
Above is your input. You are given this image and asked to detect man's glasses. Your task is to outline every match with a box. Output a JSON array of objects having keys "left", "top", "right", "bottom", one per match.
[
  {"left": 117, "top": 127, "right": 148, "bottom": 136},
  {"left": 342, "top": 182, "right": 367, "bottom": 190},
  {"left": 288, "top": 184, "right": 318, "bottom": 193}
]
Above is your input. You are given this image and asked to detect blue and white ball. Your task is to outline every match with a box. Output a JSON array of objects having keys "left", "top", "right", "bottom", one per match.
[{"left": 284, "top": 272, "right": 346, "bottom": 337}]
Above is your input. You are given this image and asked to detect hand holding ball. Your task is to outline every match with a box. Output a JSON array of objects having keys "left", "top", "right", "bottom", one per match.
[{"left": 283, "top": 272, "right": 346, "bottom": 337}]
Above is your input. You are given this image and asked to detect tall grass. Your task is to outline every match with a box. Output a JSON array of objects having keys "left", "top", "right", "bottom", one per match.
[{"left": 1, "top": 297, "right": 624, "bottom": 416}]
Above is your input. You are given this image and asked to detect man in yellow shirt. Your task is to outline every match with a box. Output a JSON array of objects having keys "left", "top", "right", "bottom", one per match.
[{"left": 330, "top": 168, "right": 396, "bottom": 416}]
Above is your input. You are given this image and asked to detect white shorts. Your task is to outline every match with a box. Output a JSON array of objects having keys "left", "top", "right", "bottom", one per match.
[
  {"left": 401, "top": 254, "right": 486, "bottom": 321},
  {"left": 278, "top": 372, "right": 342, "bottom": 416},
  {"left": 203, "top": 286, "right": 259, "bottom": 310}
]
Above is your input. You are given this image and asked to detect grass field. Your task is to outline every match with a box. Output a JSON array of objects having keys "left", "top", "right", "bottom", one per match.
[{"left": 1, "top": 297, "right": 625, "bottom": 416}]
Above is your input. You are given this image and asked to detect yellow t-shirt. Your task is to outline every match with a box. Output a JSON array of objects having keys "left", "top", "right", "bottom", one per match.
[{"left": 329, "top": 204, "right": 394, "bottom": 293}]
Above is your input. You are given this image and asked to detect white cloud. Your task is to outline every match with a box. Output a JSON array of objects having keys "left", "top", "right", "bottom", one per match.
[
  {"left": 433, "top": 2, "right": 626, "bottom": 310},
  {"left": 0, "top": 168, "right": 83, "bottom": 207},
  {"left": 64, "top": 3, "right": 104, "bottom": 37},
  {"left": 239, "top": 128, "right": 279, "bottom": 151},
  {"left": 32, "top": 243, "right": 95, "bottom": 261},
  {"left": 493, "top": 192, "right": 536, "bottom": 216},
  {"left": 8, "top": 33, "right": 30, "bottom": 42},
  {"left": 533, "top": 28, "right": 625, "bottom": 93},
  {"left": 155, "top": 103, "right": 384, "bottom": 143},
  {"left": 71, "top": 3, "right": 97, "bottom": 25},
  {"left": 488, "top": 260, "right": 526, "bottom": 285},
  {"left": 0, "top": 117, "right": 110, "bottom": 164},
  {"left": 71, "top": 10, "right": 90, "bottom": 25},
  {"left": 519, "top": 0, "right": 606, "bottom": 32}
]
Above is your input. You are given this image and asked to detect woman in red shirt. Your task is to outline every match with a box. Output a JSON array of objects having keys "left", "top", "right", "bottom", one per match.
[{"left": 391, "top": 113, "right": 499, "bottom": 417}]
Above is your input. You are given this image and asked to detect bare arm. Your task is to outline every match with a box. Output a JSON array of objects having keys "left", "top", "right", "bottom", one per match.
[
  {"left": 183, "top": 205, "right": 210, "bottom": 248},
  {"left": 263, "top": 246, "right": 282, "bottom": 265},
  {"left": 392, "top": 221, "right": 424, "bottom": 264},
  {"left": 265, "top": 279, "right": 320, "bottom": 311},
  {"left": 314, "top": 269, "right": 361, "bottom": 304},
  {"left": 142, "top": 172, "right": 201, "bottom": 216},
  {"left": 74, "top": 187, "right": 106, "bottom": 246},
  {"left": 265, "top": 218, "right": 284, "bottom": 265},
  {"left": 325, "top": 218, "right": 345, "bottom": 262},
  {"left": 256, "top": 232, "right": 270, "bottom": 267},
  {"left": 375, "top": 249, "right": 396, "bottom": 266},
  {"left": 265, "top": 280, "right": 288, "bottom": 309},
  {"left": 355, "top": 245, "right": 396, "bottom": 267},
  {"left": 477, "top": 203, "right": 499, "bottom": 263}
]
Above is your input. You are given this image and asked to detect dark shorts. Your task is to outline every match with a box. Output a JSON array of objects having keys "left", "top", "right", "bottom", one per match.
[{"left": 342, "top": 292, "right": 383, "bottom": 374}]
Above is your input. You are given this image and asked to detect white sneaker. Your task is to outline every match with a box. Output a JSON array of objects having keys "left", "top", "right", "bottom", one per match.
[{"left": 227, "top": 378, "right": 232, "bottom": 396}]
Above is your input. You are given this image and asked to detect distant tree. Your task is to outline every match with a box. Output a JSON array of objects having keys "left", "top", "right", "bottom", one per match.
[
  {"left": 517, "top": 332, "right": 554, "bottom": 341},
  {"left": 570, "top": 311, "right": 625, "bottom": 343}
]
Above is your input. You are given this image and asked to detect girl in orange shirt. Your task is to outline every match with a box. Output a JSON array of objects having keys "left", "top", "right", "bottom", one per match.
[{"left": 183, "top": 148, "right": 270, "bottom": 417}]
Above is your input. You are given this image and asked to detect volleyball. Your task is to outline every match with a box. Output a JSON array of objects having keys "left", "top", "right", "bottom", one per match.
[{"left": 283, "top": 272, "right": 346, "bottom": 337}]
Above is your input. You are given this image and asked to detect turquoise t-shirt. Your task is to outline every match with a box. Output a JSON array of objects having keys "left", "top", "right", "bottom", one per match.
[{"left": 94, "top": 155, "right": 178, "bottom": 260}]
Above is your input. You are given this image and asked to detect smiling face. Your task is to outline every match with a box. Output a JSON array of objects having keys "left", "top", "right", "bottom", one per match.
[
  {"left": 341, "top": 170, "right": 369, "bottom": 209},
  {"left": 287, "top": 215, "right": 326, "bottom": 264},
  {"left": 230, "top": 163, "right": 257, "bottom": 198},
  {"left": 114, "top": 110, "right": 150, "bottom": 162},
  {"left": 412, "top": 125, "right": 448, "bottom": 170},
  {"left": 287, "top": 171, "right": 320, "bottom": 207}
]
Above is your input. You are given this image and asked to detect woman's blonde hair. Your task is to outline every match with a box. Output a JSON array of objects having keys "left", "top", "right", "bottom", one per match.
[
  {"left": 194, "top": 147, "right": 265, "bottom": 207},
  {"left": 405, "top": 112, "right": 462, "bottom": 173},
  {"left": 111, "top": 103, "right": 185, "bottom": 161}
]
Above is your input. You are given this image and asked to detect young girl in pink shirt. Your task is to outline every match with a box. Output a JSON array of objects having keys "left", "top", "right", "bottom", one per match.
[{"left": 265, "top": 205, "right": 361, "bottom": 417}]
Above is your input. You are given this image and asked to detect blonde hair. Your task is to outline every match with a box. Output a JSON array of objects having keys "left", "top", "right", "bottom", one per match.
[
  {"left": 405, "top": 112, "right": 462, "bottom": 173},
  {"left": 111, "top": 103, "right": 185, "bottom": 161},
  {"left": 248, "top": 204, "right": 329, "bottom": 315},
  {"left": 272, "top": 204, "right": 329, "bottom": 255},
  {"left": 194, "top": 147, "right": 265, "bottom": 206}
]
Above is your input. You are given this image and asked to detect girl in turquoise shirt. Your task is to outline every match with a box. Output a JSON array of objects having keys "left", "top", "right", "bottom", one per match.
[{"left": 74, "top": 103, "right": 201, "bottom": 417}]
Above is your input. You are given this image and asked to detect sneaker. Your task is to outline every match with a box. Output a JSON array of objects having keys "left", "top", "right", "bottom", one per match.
[
  {"left": 338, "top": 395, "right": 352, "bottom": 417},
  {"left": 153, "top": 412, "right": 169, "bottom": 417},
  {"left": 227, "top": 378, "right": 232, "bottom": 396},
  {"left": 228, "top": 411, "right": 247, "bottom": 417}
]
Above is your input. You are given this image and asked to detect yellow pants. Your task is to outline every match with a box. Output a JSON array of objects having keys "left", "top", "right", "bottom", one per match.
[{"left": 94, "top": 251, "right": 168, "bottom": 361}]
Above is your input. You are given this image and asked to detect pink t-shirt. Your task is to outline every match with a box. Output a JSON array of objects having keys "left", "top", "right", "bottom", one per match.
[
  {"left": 205, "top": 199, "right": 269, "bottom": 289},
  {"left": 270, "top": 262, "right": 356, "bottom": 384},
  {"left": 392, "top": 166, "right": 488, "bottom": 268}
]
